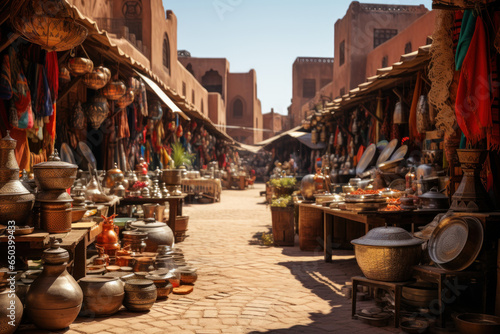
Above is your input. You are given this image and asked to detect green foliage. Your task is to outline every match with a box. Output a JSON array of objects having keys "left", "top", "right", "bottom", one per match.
[
  {"left": 271, "top": 196, "right": 292, "bottom": 207},
  {"left": 269, "top": 177, "right": 297, "bottom": 188},
  {"left": 261, "top": 232, "right": 274, "bottom": 246},
  {"left": 171, "top": 141, "right": 194, "bottom": 168}
]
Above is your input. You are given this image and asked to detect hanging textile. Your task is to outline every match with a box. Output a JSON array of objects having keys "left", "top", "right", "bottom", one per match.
[
  {"left": 409, "top": 72, "right": 423, "bottom": 141},
  {"left": 0, "top": 54, "right": 12, "bottom": 99},
  {"left": 9, "top": 47, "right": 33, "bottom": 129},
  {"left": 455, "top": 15, "right": 491, "bottom": 144},
  {"left": 45, "top": 51, "right": 58, "bottom": 101},
  {"left": 490, "top": 12, "right": 500, "bottom": 151},
  {"left": 455, "top": 10, "right": 476, "bottom": 70}
]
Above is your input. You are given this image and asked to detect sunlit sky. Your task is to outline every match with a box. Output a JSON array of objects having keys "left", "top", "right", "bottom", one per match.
[{"left": 164, "top": 0, "right": 433, "bottom": 115}]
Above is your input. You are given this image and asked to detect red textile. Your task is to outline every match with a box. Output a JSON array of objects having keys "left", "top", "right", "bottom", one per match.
[
  {"left": 455, "top": 16, "right": 491, "bottom": 144},
  {"left": 47, "top": 103, "right": 56, "bottom": 140},
  {"left": 45, "top": 51, "right": 58, "bottom": 101}
]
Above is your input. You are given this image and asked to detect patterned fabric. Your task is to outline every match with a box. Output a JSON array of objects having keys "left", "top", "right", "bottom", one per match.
[
  {"left": 455, "top": 10, "right": 476, "bottom": 70},
  {"left": 409, "top": 72, "right": 423, "bottom": 142},
  {"left": 490, "top": 12, "right": 500, "bottom": 151},
  {"left": 9, "top": 47, "right": 33, "bottom": 129}
]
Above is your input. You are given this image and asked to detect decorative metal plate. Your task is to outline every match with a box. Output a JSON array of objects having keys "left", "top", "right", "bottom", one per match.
[
  {"left": 376, "top": 139, "right": 398, "bottom": 167},
  {"left": 428, "top": 217, "right": 468, "bottom": 264},
  {"left": 356, "top": 143, "right": 376, "bottom": 176}
]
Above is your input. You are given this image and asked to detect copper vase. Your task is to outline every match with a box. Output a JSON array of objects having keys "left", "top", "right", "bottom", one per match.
[
  {"left": 450, "top": 149, "right": 491, "bottom": 212},
  {"left": 96, "top": 219, "right": 120, "bottom": 258},
  {"left": 26, "top": 239, "right": 83, "bottom": 330}
]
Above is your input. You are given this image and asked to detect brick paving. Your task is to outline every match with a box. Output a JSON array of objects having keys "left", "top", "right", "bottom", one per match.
[{"left": 19, "top": 184, "right": 401, "bottom": 333}]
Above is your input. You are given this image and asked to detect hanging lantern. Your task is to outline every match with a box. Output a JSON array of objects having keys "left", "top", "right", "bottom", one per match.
[
  {"left": 128, "top": 77, "right": 141, "bottom": 95},
  {"left": 148, "top": 100, "right": 163, "bottom": 120},
  {"left": 83, "top": 70, "right": 108, "bottom": 90},
  {"left": 95, "top": 66, "right": 111, "bottom": 82},
  {"left": 71, "top": 101, "right": 86, "bottom": 130},
  {"left": 86, "top": 95, "right": 109, "bottom": 129},
  {"left": 11, "top": 0, "right": 88, "bottom": 52},
  {"left": 116, "top": 88, "right": 135, "bottom": 108},
  {"left": 311, "top": 128, "right": 318, "bottom": 144},
  {"left": 59, "top": 65, "right": 71, "bottom": 84},
  {"left": 102, "top": 80, "right": 127, "bottom": 101},
  {"left": 68, "top": 57, "right": 93, "bottom": 76}
]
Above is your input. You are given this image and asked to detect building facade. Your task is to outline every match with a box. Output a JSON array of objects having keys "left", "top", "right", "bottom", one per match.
[
  {"left": 262, "top": 108, "right": 287, "bottom": 140},
  {"left": 332, "top": 1, "right": 428, "bottom": 99},
  {"left": 179, "top": 57, "right": 263, "bottom": 144},
  {"left": 289, "top": 57, "right": 334, "bottom": 128}
]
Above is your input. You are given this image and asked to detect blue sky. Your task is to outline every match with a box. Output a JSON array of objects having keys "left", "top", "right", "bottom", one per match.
[{"left": 163, "top": 0, "right": 433, "bottom": 115}]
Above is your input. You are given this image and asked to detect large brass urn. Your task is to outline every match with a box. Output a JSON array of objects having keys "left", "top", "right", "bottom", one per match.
[
  {"left": 26, "top": 238, "right": 83, "bottom": 330},
  {"left": 0, "top": 131, "right": 35, "bottom": 226}
]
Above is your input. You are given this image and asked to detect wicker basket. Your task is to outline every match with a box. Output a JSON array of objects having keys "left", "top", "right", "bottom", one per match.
[{"left": 271, "top": 206, "right": 295, "bottom": 246}]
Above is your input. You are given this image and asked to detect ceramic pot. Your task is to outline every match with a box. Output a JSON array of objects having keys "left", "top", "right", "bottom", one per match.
[
  {"left": 0, "top": 131, "right": 35, "bottom": 226},
  {"left": 145, "top": 274, "right": 173, "bottom": 300},
  {"left": 129, "top": 218, "right": 174, "bottom": 252},
  {"left": 123, "top": 279, "right": 157, "bottom": 312},
  {"left": 78, "top": 276, "right": 124, "bottom": 317},
  {"left": 26, "top": 239, "right": 83, "bottom": 330},
  {"left": 0, "top": 289, "right": 23, "bottom": 334}
]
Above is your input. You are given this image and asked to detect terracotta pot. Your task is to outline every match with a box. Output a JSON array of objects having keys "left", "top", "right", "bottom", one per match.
[
  {"left": 78, "top": 276, "right": 124, "bottom": 317},
  {"left": 123, "top": 279, "right": 157, "bottom": 312},
  {"left": 26, "top": 239, "right": 83, "bottom": 330},
  {"left": 0, "top": 289, "right": 23, "bottom": 334}
]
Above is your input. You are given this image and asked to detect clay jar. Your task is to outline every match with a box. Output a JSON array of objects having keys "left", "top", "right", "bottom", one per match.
[
  {"left": 129, "top": 218, "right": 174, "bottom": 252},
  {"left": 145, "top": 274, "right": 173, "bottom": 300},
  {"left": 123, "top": 279, "right": 157, "bottom": 312},
  {"left": 0, "top": 289, "right": 23, "bottom": 334},
  {"left": 26, "top": 238, "right": 83, "bottom": 330},
  {"left": 78, "top": 276, "right": 124, "bottom": 317}
]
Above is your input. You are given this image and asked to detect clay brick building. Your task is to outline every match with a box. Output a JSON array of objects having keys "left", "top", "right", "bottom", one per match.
[
  {"left": 262, "top": 108, "right": 288, "bottom": 140},
  {"left": 332, "top": 2, "right": 429, "bottom": 98},
  {"left": 178, "top": 57, "right": 263, "bottom": 145},
  {"left": 289, "top": 57, "right": 334, "bottom": 128}
]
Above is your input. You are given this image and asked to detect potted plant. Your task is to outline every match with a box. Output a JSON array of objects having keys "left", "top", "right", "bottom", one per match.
[
  {"left": 269, "top": 177, "right": 297, "bottom": 198},
  {"left": 270, "top": 195, "right": 295, "bottom": 247}
]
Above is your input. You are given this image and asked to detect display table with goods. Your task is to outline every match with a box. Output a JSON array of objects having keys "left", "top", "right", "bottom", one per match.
[{"left": 181, "top": 178, "right": 222, "bottom": 202}]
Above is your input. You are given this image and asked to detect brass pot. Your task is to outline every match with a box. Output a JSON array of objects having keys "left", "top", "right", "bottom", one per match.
[
  {"left": 351, "top": 226, "right": 423, "bottom": 282},
  {"left": 133, "top": 257, "right": 154, "bottom": 273},
  {"left": 33, "top": 150, "right": 78, "bottom": 190},
  {"left": 122, "top": 230, "right": 148, "bottom": 253},
  {"left": 39, "top": 199, "right": 72, "bottom": 233},
  {"left": 161, "top": 169, "right": 182, "bottom": 186},
  {"left": 26, "top": 239, "right": 83, "bottom": 330},
  {"left": 78, "top": 276, "right": 124, "bottom": 317},
  {"left": 145, "top": 274, "right": 173, "bottom": 300},
  {"left": 123, "top": 279, "right": 157, "bottom": 312},
  {"left": 68, "top": 57, "right": 94, "bottom": 76},
  {"left": 0, "top": 289, "right": 23, "bottom": 334},
  {"left": 129, "top": 218, "right": 174, "bottom": 252},
  {"left": 104, "top": 163, "right": 124, "bottom": 188},
  {"left": 103, "top": 80, "right": 126, "bottom": 100}
]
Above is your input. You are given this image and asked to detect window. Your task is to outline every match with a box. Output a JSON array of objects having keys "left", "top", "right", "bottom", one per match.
[
  {"left": 182, "top": 82, "right": 186, "bottom": 97},
  {"left": 340, "top": 87, "right": 346, "bottom": 96},
  {"left": 233, "top": 98, "right": 243, "bottom": 118},
  {"left": 302, "top": 79, "right": 316, "bottom": 98},
  {"left": 163, "top": 33, "right": 170, "bottom": 72},
  {"left": 339, "top": 40, "right": 345, "bottom": 66},
  {"left": 382, "top": 55, "right": 388, "bottom": 68},
  {"left": 191, "top": 90, "right": 195, "bottom": 103},
  {"left": 201, "top": 99, "right": 204, "bottom": 114},
  {"left": 405, "top": 42, "right": 412, "bottom": 54},
  {"left": 202, "top": 70, "right": 223, "bottom": 97},
  {"left": 373, "top": 28, "right": 398, "bottom": 48}
]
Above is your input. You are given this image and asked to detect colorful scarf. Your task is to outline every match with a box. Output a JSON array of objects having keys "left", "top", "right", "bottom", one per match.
[
  {"left": 455, "top": 15, "right": 491, "bottom": 144},
  {"left": 0, "top": 54, "right": 12, "bottom": 99},
  {"left": 409, "top": 72, "right": 423, "bottom": 141},
  {"left": 455, "top": 10, "right": 476, "bottom": 70}
]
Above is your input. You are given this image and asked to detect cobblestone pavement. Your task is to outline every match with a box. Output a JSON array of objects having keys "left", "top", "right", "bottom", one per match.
[{"left": 20, "top": 184, "right": 401, "bottom": 334}]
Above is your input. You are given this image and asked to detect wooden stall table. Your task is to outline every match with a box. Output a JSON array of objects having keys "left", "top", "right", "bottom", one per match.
[
  {"left": 352, "top": 276, "right": 415, "bottom": 328},
  {"left": 181, "top": 178, "right": 222, "bottom": 202},
  {"left": 118, "top": 195, "right": 187, "bottom": 234},
  {"left": 297, "top": 203, "right": 446, "bottom": 262},
  {"left": 0, "top": 221, "right": 103, "bottom": 280}
]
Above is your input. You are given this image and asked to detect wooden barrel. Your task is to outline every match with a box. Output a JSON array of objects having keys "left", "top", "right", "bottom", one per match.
[
  {"left": 271, "top": 207, "right": 295, "bottom": 246},
  {"left": 298, "top": 205, "right": 324, "bottom": 251}
]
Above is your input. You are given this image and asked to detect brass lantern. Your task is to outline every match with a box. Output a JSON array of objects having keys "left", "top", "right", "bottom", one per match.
[{"left": 311, "top": 128, "right": 318, "bottom": 144}]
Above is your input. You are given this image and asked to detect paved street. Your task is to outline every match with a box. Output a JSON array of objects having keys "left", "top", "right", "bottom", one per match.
[{"left": 20, "top": 184, "right": 400, "bottom": 333}]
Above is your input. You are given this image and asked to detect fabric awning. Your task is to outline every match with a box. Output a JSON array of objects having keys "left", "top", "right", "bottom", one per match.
[
  {"left": 295, "top": 133, "right": 325, "bottom": 150},
  {"left": 235, "top": 142, "right": 262, "bottom": 153},
  {"left": 134, "top": 70, "right": 190, "bottom": 120}
]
